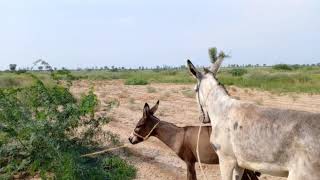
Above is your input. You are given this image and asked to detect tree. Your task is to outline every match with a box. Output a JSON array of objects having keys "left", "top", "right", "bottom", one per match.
[
  {"left": 208, "top": 47, "right": 218, "bottom": 63},
  {"left": 38, "top": 66, "right": 43, "bottom": 71},
  {"left": 9, "top": 64, "right": 17, "bottom": 71}
]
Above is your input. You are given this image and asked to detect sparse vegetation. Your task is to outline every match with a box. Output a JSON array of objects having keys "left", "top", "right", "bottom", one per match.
[
  {"left": 146, "top": 86, "right": 157, "bottom": 93},
  {"left": 105, "top": 98, "right": 120, "bottom": 111},
  {"left": 1, "top": 63, "right": 320, "bottom": 94},
  {"left": 181, "top": 89, "right": 194, "bottom": 98}
]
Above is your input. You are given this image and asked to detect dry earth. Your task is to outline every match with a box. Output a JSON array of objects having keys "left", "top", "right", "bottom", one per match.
[{"left": 71, "top": 80, "right": 320, "bottom": 180}]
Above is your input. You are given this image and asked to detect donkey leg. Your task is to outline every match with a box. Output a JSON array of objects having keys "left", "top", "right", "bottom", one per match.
[
  {"left": 218, "top": 155, "right": 237, "bottom": 180},
  {"left": 186, "top": 162, "right": 197, "bottom": 180},
  {"left": 232, "top": 164, "right": 244, "bottom": 180}
]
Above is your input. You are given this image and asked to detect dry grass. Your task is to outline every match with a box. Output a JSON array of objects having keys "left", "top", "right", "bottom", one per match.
[
  {"left": 181, "top": 89, "right": 194, "bottom": 98},
  {"left": 146, "top": 86, "right": 157, "bottom": 93}
]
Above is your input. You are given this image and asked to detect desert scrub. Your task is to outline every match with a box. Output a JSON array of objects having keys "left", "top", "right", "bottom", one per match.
[{"left": 0, "top": 78, "right": 135, "bottom": 179}]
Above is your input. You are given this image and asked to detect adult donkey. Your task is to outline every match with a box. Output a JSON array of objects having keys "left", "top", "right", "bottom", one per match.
[
  {"left": 128, "top": 101, "right": 260, "bottom": 180},
  {"left": 187, "top": 53, "right": 320, "bottom": 180}
]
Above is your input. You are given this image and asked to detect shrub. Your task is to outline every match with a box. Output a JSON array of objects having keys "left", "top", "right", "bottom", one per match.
[
  {"left": 273, "top": 64, "right": 292, "bottom": 71},
  {"left": 0, "top": 78, "right": 135, "bottom": 179},
  {"left": 125, "top": 77, "right": 148, "bottom": 85},
  {"left": 229, "top": 68, "right": 248, "bottom": 76}
]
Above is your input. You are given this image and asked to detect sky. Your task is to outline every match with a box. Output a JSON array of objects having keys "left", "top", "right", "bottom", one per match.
[{"left": 0, "top": 0, "right": 319, "bottom": 70}]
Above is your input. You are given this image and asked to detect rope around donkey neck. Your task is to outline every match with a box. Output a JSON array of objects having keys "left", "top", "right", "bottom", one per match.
[{"left": 196, "top": 124, "right": 209, "bottom": 180}]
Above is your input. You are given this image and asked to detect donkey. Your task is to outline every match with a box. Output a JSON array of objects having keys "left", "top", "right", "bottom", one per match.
[
  {"left": 128, "top": 100, "right": 260, "bottom": 180},
  {"left": 187, "top": 51, "right": 320, "bottom": 180}
]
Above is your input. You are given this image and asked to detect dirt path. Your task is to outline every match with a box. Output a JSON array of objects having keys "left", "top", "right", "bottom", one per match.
[{"left": 71, "top": 80, "right": 320, "bottom": 180}]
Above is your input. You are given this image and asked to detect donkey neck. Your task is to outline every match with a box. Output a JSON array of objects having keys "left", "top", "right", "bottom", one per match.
[
  {"left": 206, "top": 84, "right": 235, "bottom": 117},
  {"left": 152, "top": 121, "right": 184, "bottom": 154}
]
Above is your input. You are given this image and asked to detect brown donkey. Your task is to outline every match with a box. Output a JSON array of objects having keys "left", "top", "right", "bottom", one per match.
[{"left": 128, "top": 101, "right": 260, "bottom": 180}]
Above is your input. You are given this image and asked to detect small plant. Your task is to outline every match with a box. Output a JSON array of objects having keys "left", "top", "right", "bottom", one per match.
[
  {"left": 105, "top": 98, "right": 120, "bottom": 110},
  {"left": 125, "top": 77, "right": 148, "bottom": 85},
  {"left": 102, "top": 156, "right": 136, "bottom": 180},
  {"left": 229, "top": 68, "right": 248, "bottom": 76}
]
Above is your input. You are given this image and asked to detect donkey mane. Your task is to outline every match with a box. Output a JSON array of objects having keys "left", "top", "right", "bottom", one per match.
[{"left": 214, "top": 76, "right": 230, "bottom": 96}]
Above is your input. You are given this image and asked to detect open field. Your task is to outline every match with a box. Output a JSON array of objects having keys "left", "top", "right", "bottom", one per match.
[
  {"left": 70, "top": 79, "right": 320, "bottom": 180},
  {"left": 1, "top": 65, "right": 320, "bottom": 179},
  {"left": 1, "top": 65, "right": 320, "bottom": 93}
]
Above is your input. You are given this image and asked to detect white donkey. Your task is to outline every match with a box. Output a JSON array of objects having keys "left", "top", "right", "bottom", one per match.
[{"left": 186, "top": 53, "right": 320, "bottom": 180}]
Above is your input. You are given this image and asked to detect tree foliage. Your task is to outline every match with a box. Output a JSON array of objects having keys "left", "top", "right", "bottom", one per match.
[
  {"left": 9, "top": 64, "right": 17, "bottom": 72},
  {"left": 208, "top": 47, "right": 218, "bottom": 63}
]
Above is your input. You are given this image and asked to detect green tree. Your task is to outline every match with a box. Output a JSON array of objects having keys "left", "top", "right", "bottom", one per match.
[
  {"left": 9, "top": 64, "right": 17, "bottom": 71},
  {"left": 208, "top": 47, "right": 218, "bottom": 63}
]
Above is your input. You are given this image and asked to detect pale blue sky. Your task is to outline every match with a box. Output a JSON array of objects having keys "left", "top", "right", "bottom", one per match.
[{"left": 0, "top": 0, "right": 319, "bottom": 70}]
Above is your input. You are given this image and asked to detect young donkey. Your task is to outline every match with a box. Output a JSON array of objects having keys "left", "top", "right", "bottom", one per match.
[
  {"left": 128, "top": 101, "right": 260, "bottom": 180},
  {"left": 187, "top": 52, "right": 320, "bottom": 180}
]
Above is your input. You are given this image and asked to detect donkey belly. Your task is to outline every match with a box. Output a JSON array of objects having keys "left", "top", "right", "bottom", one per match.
[{"left": 237, "top": 159, "right": 288, "bottom": 177}]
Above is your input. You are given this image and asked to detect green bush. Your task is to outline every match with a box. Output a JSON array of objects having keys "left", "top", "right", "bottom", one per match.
[
  {"left": 229, "top": 68, "right": 248, "bottom": 76},
  {"left": 0, "top": 78, "right": 135, "bottom": 179},
  {"left": 125, "top": 77, "right": 148, "bottom": 85},
  {"left": 273, "top": 64, "right": 292, "bottom": 71}
]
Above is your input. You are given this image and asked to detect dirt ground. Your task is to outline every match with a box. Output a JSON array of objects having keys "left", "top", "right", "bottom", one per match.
[{"left": 71, "top": 80, "right": 320, "bottom": 180}]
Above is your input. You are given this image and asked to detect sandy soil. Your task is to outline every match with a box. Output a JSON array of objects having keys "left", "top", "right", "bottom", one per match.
[{"left": 70, "top": 80, "right": 320, "bottom": 180}]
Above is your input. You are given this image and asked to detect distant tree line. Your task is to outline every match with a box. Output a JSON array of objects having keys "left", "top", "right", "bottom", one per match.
[{"left": 4, "top": 60, "right": 320, "bottom": 73}]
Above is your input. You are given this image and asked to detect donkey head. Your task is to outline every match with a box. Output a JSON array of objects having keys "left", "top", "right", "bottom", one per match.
[
  {"left": 187, "top": 50, "right": 227, "bottom": 123},
  {"left": 128, "top": 100, "right": 160, "bottom": 144}
]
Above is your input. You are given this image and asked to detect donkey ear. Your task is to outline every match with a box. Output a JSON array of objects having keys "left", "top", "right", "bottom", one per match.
[
  {"left": 143, "top": 103, "right": 150, "bottom": 117},
  {"left": 187, "top": 59, "right": 202, "bottom": 79},
  {"left": 210, "top": 51, "right": 229, "bottom": 75},
  {"left": 150, "top": 100, "right": 159, "bottom": 114}
]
